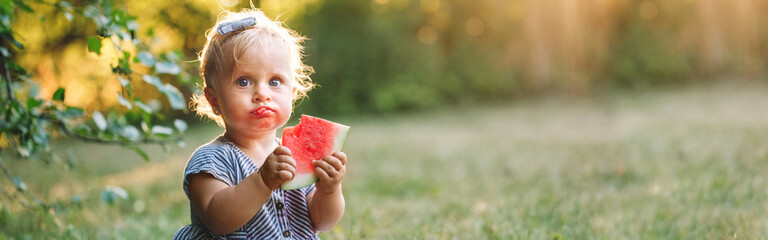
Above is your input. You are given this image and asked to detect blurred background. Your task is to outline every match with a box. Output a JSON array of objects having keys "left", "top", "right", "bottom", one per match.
[
  {"left": 14, "top": 0, "right": 768, "bottom": 115},
  {"left": 2, "top": 0, "right": 768, "bottom": 238}
]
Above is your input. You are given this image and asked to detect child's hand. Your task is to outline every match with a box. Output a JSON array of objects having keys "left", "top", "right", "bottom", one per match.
[
  {"left": 258, "top": 146, "right": 296, "bottom": 190},
  {"left": 313, "top": 152, "right": 347, "bottom": 194}
]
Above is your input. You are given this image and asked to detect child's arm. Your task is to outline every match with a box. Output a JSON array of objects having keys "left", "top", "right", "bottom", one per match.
[
  {"left": 187, "top": 146, "right": 296, "bottom": 235},
  {"left": 307, "top": 151, "right": 347, "bottom": 232}
]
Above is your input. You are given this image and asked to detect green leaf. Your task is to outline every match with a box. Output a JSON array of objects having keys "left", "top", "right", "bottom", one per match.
[
  {"left": 122, "top": 125, "right": 140, "bottom": 141},
  {"left": 165, "top": 51, "right": 180, "bottom": 62},
  {"left": 0, "top": 119, "right": 10, "bottom": 131},
  {"left": 136, "top": 51, "right": 156, "bottom": 67},
  {"left": 64, "top": 106, "right": 84, "bottom": 117},
  {"left": 100, "top": 186, "right": 128, "bottom": 204},
  {"left": 53, "top": 88, "right": 65, "bottom": 101},
  {"left": 58, "top": 1, "right": 73, "bottom": 11},
  {"left": 92, "top": 111, "right": 107, "bottom": 131},
  {"left": 17, "top": 143, "right": 30, "bottom": 157},
  {"left": 133, "top": 100, "right": 153, "bottom": 113},
  {"left": 31, "top": 122, "right": 48, "bottom": 146},
  {"left": 0, "top": 47, "right": 9, "bottom": 58},
  {"left": 174, "top": 119, "right": 188, "bottom": 132},
  {"left": 110, "top": 10, "right": 128, "bottom": 27},
  {"left": 151, "top": 126, "right": 173, "bottom": 135},
  {"left": 155, "top": 61, "right": 181, "bottom": 75},
  {"left": 161, "top": 84, "right": 186, "bottom": 110},
  {"left": 142, "top": 75, "right": 162, "bottom": 88},
  {"left": 0, "top": 1, "right": 13, "bottom": 15},
  {"left": 124, "top": 111, "right": 140, "bottom": 123},
  {"left": 63, "top": 12, "right": 73, "bottom": 21},
  {"left": 12, "top": 177, "right": 27, "bottom": 192},
  {"left": 117, "top": 32, "right": 131, "bottom": 41},
  {"left": 55, "top": 1, "right": 74, "bottom": 21},
  {"left": 118, "top": 75, "right": 130, "bottom": 86},
  {"left": 87, "top": 36, "right": 102, "bottom": 55},
  {"left": 117, "top": 93, "right": 132, "bottom": 110},
  {"left": 127, "top": 145, "right": 149, "bottom": 161},
  {"left": 83, "top": 5, "right": 99, "bottom": 18},
  {"left": 24, "top": 78, "right": 40, "bottom": 97},
  {"left": 0, "top": 33, "right": 24, "bottom": 50},
  {"left": 140, "top": 120, "right": 150, "bottom": 133},
  {"left": 126, "top": 20, "right": 138, "bottom": 32},
  {"left": 26, "top": 97, "right": 43, "bottom": 110},
  {"left": 13, "top": 0, "right": 33, "bottom": 13},
  {"left": 4, "top": 61, "right": 27, "bottom": 75}
]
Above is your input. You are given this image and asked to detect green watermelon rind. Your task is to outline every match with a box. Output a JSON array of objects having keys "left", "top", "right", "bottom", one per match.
[
  {"left": 280, "top": 117, "right": 349, "bottom": 191},
  {"left": 333, "top": 124, "right": 350, "bottom": 152},
  {"left": 280, "top": 174, "right": 318, "bottom": 190}
]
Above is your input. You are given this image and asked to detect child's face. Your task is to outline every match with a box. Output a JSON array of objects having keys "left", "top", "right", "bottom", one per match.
[{"left": 207, "top": 40, "right": 294, "bottom": 135}]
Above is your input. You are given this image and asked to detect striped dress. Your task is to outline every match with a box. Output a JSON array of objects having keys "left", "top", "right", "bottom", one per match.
[{"left": 173, "top": 136, "right": 319, "bottom": 240}]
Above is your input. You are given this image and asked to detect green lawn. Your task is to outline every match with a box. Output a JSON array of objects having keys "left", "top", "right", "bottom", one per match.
[{"left": 2, "top": 82, "right": 768, "bottom": 239}]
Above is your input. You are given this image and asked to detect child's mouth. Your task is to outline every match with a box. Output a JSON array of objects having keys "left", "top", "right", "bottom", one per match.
[{"left": 252, "top": 107, "right": 275, "bottom": 117}]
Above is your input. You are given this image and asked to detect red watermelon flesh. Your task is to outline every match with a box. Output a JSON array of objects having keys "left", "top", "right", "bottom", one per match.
[{"left": 281, "top": 115, "right": 350, "bottom": 190}]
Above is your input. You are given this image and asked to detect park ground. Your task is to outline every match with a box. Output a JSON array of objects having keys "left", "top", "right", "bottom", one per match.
[{"left": 2, "top": 80, "right": 768, "bottom": 239}]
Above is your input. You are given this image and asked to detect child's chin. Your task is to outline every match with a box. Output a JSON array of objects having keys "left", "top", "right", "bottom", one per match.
[{"left": 253, "top": 116, "right": 288, "bottom": 129}]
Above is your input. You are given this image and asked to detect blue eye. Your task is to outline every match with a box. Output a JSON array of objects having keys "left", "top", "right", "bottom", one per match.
[
  {"left": 237, "top": 78, "right": 251, "bottom": 87},
  {"left": 269, "top": 79, "right": 281, "bottom": 87}
]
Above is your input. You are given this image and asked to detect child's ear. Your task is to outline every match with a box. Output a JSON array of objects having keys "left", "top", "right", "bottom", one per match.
[{"left": 204, "top": 87, "right": 220, "bottom": 115}]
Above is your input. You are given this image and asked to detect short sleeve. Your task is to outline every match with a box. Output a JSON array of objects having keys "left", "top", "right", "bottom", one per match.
[{"left": 182, "top": 143, "right": 238, "bottom": 197}]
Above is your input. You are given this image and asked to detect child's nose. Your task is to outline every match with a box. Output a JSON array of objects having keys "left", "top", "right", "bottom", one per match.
[{"left": 253, "top": 85, "right": 271, "bottom": 103}]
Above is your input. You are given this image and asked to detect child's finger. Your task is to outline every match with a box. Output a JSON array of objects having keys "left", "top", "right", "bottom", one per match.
[
  {"left": 320, "top": 156, "right": 344, "bottom": 172},
  {"left": 314, "top": 165, "right": 332, "bottom": 181},
  {"left": 277, "top": 155, "right": 296, "bottom": 167},
  {"left": 277, "top": 169, "right": 294, "bottom": 181},
  {"left": 273, "top": 146, "right": 292, "bottom": 156},
  {"left": 278, "top": 162, "right": 296, "bottom": 173},
  {"left": 314, "top": 160, "right": 339, "bottom": 178},
  {"left": 331, "top": 152, "right": 347, "bottom": 165}
]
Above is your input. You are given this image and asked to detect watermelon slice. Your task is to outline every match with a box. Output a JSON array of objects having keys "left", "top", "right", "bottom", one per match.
[{"left": 280, "top": 115, "right": 350, "bottom": 190}]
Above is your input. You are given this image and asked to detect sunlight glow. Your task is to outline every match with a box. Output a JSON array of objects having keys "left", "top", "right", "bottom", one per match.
[
  {"left": 639, "top": 1, "right": 658, "bottom": 20},
  {"left": 428, "top": 11, "right": 450, "bottom": 30},
  {"left": 505, "top": 1, "right": 526, "bottom": 20},
  {"left": 420, "top": 0, "right": 440, "bottom": 13},
  {"left": 261, "top": 0, "right": 323, "bottom": 20},
  {"left": 218, "top": 0, "right": 240, "bottom": 8},
  {"left": 418, "top": 25, "right": 438, "bottom": 45},
  {"left": 389, "top": 0, "right": 411, "bottom": 11},
  {"left": 464, "top": 17, "right": 484, "bottom": 37}
]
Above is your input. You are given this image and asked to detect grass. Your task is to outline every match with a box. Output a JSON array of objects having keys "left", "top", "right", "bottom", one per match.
[{"left": 2, "top": 81, "right": 768, "bottom": 239}]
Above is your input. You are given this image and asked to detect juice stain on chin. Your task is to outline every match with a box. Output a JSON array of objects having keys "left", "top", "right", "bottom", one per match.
[{"left": 256, "top": 119, "right": 276, "bottom": 129}]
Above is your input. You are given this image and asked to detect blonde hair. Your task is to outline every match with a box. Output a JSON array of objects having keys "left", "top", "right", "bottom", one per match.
[{"left": 191, "top": 9, "right": 315, "bottom": 126}]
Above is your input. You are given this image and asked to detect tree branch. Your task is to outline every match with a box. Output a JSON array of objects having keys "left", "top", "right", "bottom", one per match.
[
  {"left": 47, "top": 113, "right": 182, "bottom": 146},
  {"left": 2, "top": 61, "right": 14, "bottom": 102},
  {"left": 0, "top": 155, "right": 51, "bottom": 210}
]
